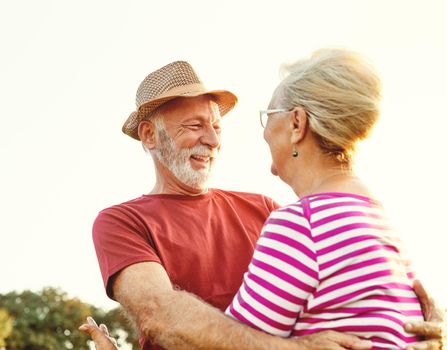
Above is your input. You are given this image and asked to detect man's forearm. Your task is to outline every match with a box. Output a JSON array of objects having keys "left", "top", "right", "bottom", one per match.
[
  {"left": 112, "top": 262, "right": 370, "bottom": 350},
  {"left": 122, "top": 288, "right": 299, "bottom": 350}
]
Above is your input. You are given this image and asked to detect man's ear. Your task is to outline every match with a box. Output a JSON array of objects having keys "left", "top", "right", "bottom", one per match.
[
  {"left": 138, "top": 120, "right": 157, "bottom": 149},
  {"left": 290, "top": 107, "right": 308, "bottom": 144}
]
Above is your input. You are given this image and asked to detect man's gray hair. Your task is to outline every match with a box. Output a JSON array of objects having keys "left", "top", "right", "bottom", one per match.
[{"left": 141, "top": 109, "right": 165, "bottom": 153}]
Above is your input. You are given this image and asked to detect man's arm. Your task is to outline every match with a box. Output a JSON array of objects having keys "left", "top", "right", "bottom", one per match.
[
  {"left": 80, "top": 270, "right": 445, "bottom": 350},
  {"left": 112, "top": 261, "right": 371, "bottom": 350}
]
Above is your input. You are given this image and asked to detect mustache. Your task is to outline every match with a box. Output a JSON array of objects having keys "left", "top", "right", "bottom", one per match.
[{"left": 182, "top": 145, "right": 218, "bottom": 158}]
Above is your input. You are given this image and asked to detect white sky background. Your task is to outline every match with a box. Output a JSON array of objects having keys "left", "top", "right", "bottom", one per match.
[{"left": 1, "top": 0, "right": 446, "bottom": 311}]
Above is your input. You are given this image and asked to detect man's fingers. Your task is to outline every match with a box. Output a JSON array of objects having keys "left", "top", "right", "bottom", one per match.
[
  {"left": 413, "top": 280, "right": 429, "bottom": 304},
  {"left": 413, "top": 280, "right": 433, "bottom": 320},
  {"left": 323, "top": 344, "right": 349, "bottom": 350},
  {"left": 79, "top": 324, "right": 90, "bottom": 334},
  {"left": 99, "top": 324, "right": 110, "bottom": 336},
  {"left": 87, "top": 316, "right": 99, "bottom": 327},
  {"left": 99, "top": 323, "right": 119, "bottom": 346},
  {"left": 354, "top": 339, "right": 374, "bottom": 350},
  {"left": 415, "top": 280, "right": 433, "bottom": 321},
  {"left": 407, "top": 339, "right": 442, "bottom": 350},
  {"left": 79, "top": 322, "right": 118, "bottom": 349},
  {"left": 326, "top": 331, "right": 373, "bottom": 350},
  {"left": 341, "top": 336, "right": 372, "bottom": 350},
  {"left": 405, "top": 321, "right": 443, "bottom": 338},
  {"left": 79, "top": 323, "right": 101, "bottom": 338}
]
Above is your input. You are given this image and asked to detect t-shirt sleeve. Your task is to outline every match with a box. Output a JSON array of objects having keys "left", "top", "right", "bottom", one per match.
[
  {"left": 263, "top": 195, "right": 281, "bottom": 212},
  {"left": 225, "top": 204, "right": 319, "bottom": 337},
  {"left": 92, "top": 206, "right": 162, "bottom": 299}
]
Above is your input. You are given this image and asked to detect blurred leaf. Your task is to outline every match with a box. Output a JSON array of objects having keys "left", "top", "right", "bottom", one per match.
[{"left": 0, "top": 307, "right": 13, "bottom": 347}]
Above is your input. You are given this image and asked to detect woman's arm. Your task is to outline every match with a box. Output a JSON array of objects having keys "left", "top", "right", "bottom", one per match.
[{"left": 225, "top": 208, "right": 318, "bottom": 336}]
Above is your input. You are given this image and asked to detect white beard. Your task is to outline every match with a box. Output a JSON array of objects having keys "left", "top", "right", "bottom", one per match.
[{"left": 153, "top": 128, "right": 216, "bottom": 190}]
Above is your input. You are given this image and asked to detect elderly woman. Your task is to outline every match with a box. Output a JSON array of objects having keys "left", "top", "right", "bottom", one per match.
[
  {"left": 225, "top": 49, "right": 423, "bottom": 349},
  {"left": 81, "top": 49, "right": 444, "bottom": 350}
]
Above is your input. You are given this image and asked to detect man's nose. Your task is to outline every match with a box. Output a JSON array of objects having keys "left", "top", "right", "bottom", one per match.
[{"left": 200, "top": 126, "right": 220, "bottom": 149}]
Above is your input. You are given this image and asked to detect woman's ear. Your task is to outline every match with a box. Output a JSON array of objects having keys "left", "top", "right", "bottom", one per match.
[
  {"left": 138, "top": 120, "right": 157, "bottom": 149},
  {"left": 290, "top": 107, "right": 308, "bottom": 144}
]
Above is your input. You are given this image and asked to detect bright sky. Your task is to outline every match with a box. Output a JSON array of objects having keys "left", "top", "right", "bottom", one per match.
[{"left": 1, "top": 0, "right": 446, "bottom": 311}]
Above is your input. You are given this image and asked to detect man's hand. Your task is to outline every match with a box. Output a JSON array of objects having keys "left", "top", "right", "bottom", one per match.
[
  {"left": 405, "top": 280, "right": 446, "bottom": 350},
  {"left": 292, "top": 330, "right": 372, "bottom": 350},
  {"left": 79, "top": 316, "right": 119, "bottom": 350}
]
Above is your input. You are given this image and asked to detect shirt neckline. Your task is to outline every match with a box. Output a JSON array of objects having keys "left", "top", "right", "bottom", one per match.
[
  {"left": 141, "top": 188, "right": 214, "bottom": 201},
  {"left": 300, "top": 191, "right": 380, "bottom": 204}
]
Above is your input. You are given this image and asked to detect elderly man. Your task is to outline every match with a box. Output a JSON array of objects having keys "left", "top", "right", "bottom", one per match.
[{"left": 83, "top": 61, "right": 444, "bottom": 350}]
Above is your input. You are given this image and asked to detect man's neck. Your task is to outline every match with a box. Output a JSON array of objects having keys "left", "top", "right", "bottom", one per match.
[{"left": 149, "top": 182, "right": 209, "bottom": 196}]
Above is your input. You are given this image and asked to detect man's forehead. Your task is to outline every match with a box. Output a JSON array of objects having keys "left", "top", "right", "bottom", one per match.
[
  {"left": 162, "top": 95, "right": 221, "bottom": 120},
  {"left": 175, "top": 94, "right": 217, "bottom": 108}
]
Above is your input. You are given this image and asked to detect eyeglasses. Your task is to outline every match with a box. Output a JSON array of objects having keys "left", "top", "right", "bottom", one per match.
[{"left": 259, "top": 108, "right": 292, "bottom": 128}]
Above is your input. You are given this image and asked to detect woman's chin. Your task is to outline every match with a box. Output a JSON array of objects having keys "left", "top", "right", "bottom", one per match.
[{"left": 271, "top": 165, "right": 293, "bottom": 188}]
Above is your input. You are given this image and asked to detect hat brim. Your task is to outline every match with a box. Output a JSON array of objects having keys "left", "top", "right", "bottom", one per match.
[{"left": 122, "top": 90, "right": 238, "bottom": 140}]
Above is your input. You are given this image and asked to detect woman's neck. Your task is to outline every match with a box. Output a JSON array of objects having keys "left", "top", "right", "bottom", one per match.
[
  {"left": 288, "top": 150, "right": 371, "bottom": 198},
  {"left": 295, "top": 167, "right": 353, "bottom": 196}
]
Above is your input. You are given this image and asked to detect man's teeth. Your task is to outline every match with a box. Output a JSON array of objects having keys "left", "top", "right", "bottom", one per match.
[{"left": 191, "top": 155, "right": 211, "bottom": 161}]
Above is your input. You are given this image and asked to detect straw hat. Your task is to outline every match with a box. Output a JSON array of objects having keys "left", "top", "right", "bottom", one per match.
[{"left": 122, "top": 61, "right": 238, "bottom": 140}]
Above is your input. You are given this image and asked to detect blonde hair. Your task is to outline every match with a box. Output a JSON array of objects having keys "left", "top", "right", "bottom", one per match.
[{"left": 278, "top": 48, "right": 382, "bottom": 166}]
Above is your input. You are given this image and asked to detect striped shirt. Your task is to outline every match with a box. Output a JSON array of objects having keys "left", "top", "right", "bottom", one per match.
[{"left": 226, "top": 192, "right": 423, "bottom": 350}]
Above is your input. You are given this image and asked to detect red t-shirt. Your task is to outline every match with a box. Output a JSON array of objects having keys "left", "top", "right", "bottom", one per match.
[{"left": 92, "top": 188, "right": 279, "bottom": 349}]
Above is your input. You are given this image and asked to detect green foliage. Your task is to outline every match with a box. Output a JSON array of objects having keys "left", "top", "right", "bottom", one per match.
[
  {"left": 0, "top": 308, "right": 13, "bottom": 347},
  {"left": 0, "top": 287, "right": 139, "bottom": 350}
]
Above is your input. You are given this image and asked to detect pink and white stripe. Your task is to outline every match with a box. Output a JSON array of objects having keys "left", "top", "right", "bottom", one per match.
[{"left": 226, "top": 193, "right": 423, "bottom": 349}]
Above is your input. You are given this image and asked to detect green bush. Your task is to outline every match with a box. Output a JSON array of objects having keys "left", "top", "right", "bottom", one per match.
[{"left": 0, "top": 287, "right": 138, "bottom": 350}]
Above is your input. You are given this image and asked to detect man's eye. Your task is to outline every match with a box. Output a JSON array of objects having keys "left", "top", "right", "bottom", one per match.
[{"left": 187, "top": 124, "right": 202, "bottom": 129}]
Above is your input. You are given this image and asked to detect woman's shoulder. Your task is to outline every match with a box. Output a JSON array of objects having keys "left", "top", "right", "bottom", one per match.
[{"left": 268, "top": 200, "right": 311, "bottom": 231}]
